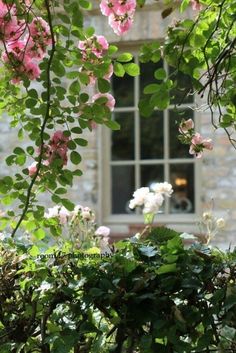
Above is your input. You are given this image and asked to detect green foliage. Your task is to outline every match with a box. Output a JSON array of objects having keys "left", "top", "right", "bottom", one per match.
[{"left": 0, "top": 232, "right": 235, "bottom": 352}]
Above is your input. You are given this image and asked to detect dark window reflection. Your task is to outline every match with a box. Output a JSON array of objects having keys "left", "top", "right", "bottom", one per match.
[
  {"left": 112, "top": 74, "right": 134, "bottom": 107},
  {"left": 169, "top": 164, "right": 194, "bottom": 214},
  {"left": 112, "top": 166, "right": 135, "bottom": 214},
  {"left": 169, "top": 67, "right": 194, "bottom": 104},
  {"left": 169, "top": 109, "right": 194, "bottom": 159},
  {"left": 140, "top": 111, "right": 164, "bottom": 159},
  {"left": 112, "top": 112, "right": 134, "bottom": 161},
  {"left": 140, "top": 60, "right": 163, "bottom": 100},
  {"left": 141, "top": 164, "right": 164, "bottom": 189}
]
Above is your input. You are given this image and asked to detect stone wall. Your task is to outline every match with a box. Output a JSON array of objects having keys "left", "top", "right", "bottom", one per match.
[{"left": 0, "top": 1, "right": 235, "bottom": 247}]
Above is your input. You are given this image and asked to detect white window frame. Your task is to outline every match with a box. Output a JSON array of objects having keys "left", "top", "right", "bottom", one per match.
[{"left": 98, "top": 51, "right": 202, "bottom": 229}]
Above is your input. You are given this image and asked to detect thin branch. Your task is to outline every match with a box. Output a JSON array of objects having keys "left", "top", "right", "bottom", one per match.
[{"left": 11, "top": 0, "right": 56, "bottom": 237}]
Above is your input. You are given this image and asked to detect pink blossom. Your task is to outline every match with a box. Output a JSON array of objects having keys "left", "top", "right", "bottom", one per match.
[
  {"left": 92, "top": 92, "right": 116, "bottom": 111},
  {"left": 78, "top": 35, "right": 109, "bottom": 60},
  {"left": 103, "top": 63, "right": 113, "bottom": 81},
  {"left": 29, "top": 17, "right": 51, "bottom": 45},
  {"left": 190, "top": 0, "right": 202, "bottom": 11},
  {"left": 100, "top": 0, "right": 116, "bottom": 16},
  {"left": 202, "top": 139, "right": 213, "bottom": 150},
  {"left": 51, "top": 130, "right": 69, "bottom": 145},
  {"left": 113, "top": 0, "right": 136, "bottom": 15},
  {"left": 28, "top": 161, "right": 38, "bottom": 176},
  {"left": 25, "top": 60, "right": 41, "bottom": 80},
  {"left": 179, "top": 118, "right": 194, "bottom": 133},
  {"left": 108, "top": 13, "right": 134, "bottom": 35},
  {"left": 95, "top": 226, "right": 111, "bottom": 237},
  {"left": 189, "top": 133, "right": 213, "bottom": 158}
]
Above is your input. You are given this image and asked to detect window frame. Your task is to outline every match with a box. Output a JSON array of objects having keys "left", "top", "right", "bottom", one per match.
[{"left": 98, "top": 50, "right": 202, "bottom": 226}]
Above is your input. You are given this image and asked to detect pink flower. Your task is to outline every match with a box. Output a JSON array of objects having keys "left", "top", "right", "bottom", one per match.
[
  {"left": 202, "top": 139, "right": 213, "bottom": 150},
  {"left": 113, "top": 0, "right": 136, "bottom": 15},
  {"left": 179, "top": 118, "right": 194, "bottom": 134},
  {"left": 95, "top": 226, "right": 111, "bottom": 237},
  {"left": 25, "top": 60, "right": 41, "bottom": 80},
  {"left": 29, "top": 17, "right": 51, "bottom": 45},
  {"left": 190, "top": 0, "right": 202, "bottom": 11},
  {"left": 51, "top": 130, "right": 69, "bottom": 145},
  {"left": 92, "top": 93, "right": 116, "bottom": 111},
  {"left": 78, "top": 35, "right": 109, "bottom": 60},
  {"left": 103, "top": 63, "right": 113, "bottom": 81},
  {"left": 100, "top": 0, "right": 116, "bottom": 16},
  {"left": 108, "top": 13, "right": 134, "bottom": 35},
  {"left": 28, "top": 161, "right": 38, "bottom": 176},
  {"left": 189, "top": 133, "right": 213, "bottom": 158}
]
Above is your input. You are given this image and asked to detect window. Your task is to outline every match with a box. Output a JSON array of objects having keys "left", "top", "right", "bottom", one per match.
[{"left": 101, "top": 54, "right": 200, "bottom": 224}]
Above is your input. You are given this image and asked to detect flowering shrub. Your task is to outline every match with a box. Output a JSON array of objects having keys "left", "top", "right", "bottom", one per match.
[{"left": 0, "top": 0, "right": 235, "bottom": 351}]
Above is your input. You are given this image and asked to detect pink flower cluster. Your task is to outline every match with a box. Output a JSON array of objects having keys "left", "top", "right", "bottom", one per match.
[
  {"left": 45, "top": 130, "right": 69, "bottom": 166},
  {"left": 28, "top": 131, "right": 69, "bottom": 177},
  {"left": 0, "top": 1, "right": 51, "bottom": 83},
  {"left": 100, "top": 0, "right": 136, "bottom": 35},
  {"left": 78, "top": 35, "right": 113, "bottom": 86},
  {"left": 179, "top": 119, "right": 213, "bottom": 158}
]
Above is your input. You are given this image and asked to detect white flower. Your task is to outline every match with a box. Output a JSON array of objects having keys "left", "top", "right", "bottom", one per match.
[
  {"left": 81, "top": 207, "right": 95, "bottom": 221},
  {"left": 58, "top": 206, "right": 70, "bottom": 225},
  {"left": 152, "top": 182, "right": 173, "bottom": 197},
  {"left": 129, "top": 187, "right": 150, "bottom": 209},
  {"left": 216, "top": 218, "right": 225, "bottom": 229},
  {"left": 143, "top": 192, "right": 164, "bottom": 214},
  {"left": 95, "top": 226, "right": 110, "bottom": 237},
  {"left": 44, "top": 205, "right": 60, "bottom": 218},
  {"left": 44, "top": 205, "right": 70, "bottom": 225},
  {"left": 202, "top": 211, "right": 212, "bottom": 222}
]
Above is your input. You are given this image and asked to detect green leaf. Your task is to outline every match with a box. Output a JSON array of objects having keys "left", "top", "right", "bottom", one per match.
[
  {"left": 156, "top": 263, "right": 177, "bottom": 275},
  {"left": 114, "top": 62, "right": 125, "bottom": 77},
  {"left": 154, "top": 68, "right": 167, "bottom": 80},
  {"left": 28, "top": 89, "right": 38, "bottom": 99},
  {"left": 117, "top": 53, "right": 133, "bottom": 62},
  {"left": 25, "top": 98, "right": 37, "bottom": 108},
  {"left": 123, "top": 63, "right": 140, "bottom": 76},
  {"left": 34, "top": 228, "right": 46, "bottom": 240},
  {"left": 61, "top": 198, "right": 75, "bottom": 211},
  {"left": 98, "top": 78, "right": 110, "bottom": 93},
  {"left": 69, "top": 80, "right": 81, "bottom": 95},
  {"left": 144, "top": 84, "right": 160, "bottom": 94},
  {"left": 105, "top": 120, "right": 120, "bottom": 130},
  {"left": 57, "top": 13, "right": 71, "bottom": 24},
  {"left": 70, "top": 151, "right": 82, "bottom": 165}
]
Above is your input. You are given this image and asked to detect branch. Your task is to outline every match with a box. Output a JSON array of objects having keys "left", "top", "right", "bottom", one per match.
[{"left": 11, "top": 0, "right": 56, "bottom": 238}]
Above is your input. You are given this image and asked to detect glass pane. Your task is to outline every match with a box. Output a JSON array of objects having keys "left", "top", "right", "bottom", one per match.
[
  {"left": 140, "top": 111, "right": 164, "bottom": 159},
  {"left": 141, "top": 165, "right": 164, "bottom": 189},
  {"left": 170, "top": 164, "right": 195, "bottom": 214},
  {"left": 112, "top": 74, "right": 134, "bottom": 107},
  {"left": 140, "top": 60, "right": 163, "bottom": 100},
  {"left": 112, "top": 166, "right": 135, "bottom": 214},
  {"left": 169, "top": 109, "right": 194, "bottom": 159},
  {"left": 112, "top": 112, "right": 134, "bottom": 161},
  {"left": 169, "top": 67, "right": 194, "bottom": 104}
]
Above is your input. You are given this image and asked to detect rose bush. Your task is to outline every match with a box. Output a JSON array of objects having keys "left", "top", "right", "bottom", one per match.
[{"left": 0, "top": 0, "right": 235, "bottom": 352}]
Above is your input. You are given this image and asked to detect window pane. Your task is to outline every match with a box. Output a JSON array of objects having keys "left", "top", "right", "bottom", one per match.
[
  {"left": 141, "top": 164, "right": 164, "bottom": 188},
  {"left": 169, "top": 67, "right": 194, "bottom": 104},
  {"left": 112, "top": 112, "right": 134, "bottom": 161},
  {"left": 112, "top": 166, "right": 135, "bottom": 214},
  {"left": 170, "top": 164, "right": 195, "bottom": 214},
  {"left": 112, "top": 74, "right": 134, "bottom": 107},
  {"left": 140, "top": 111, "right": 164, "bottom": 159},
  {"left": 169, "top": 109, "right": 194, "bottom": 159},
  {"left": 140, "top": 60, "right": 163, "bottom": 100}
]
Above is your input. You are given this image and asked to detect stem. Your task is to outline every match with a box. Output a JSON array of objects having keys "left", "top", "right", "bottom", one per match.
[{"left": 11, "top": 0, "right": 55, "bottom": 238}]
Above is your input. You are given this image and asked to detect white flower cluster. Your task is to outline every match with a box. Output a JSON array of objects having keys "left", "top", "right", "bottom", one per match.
[
  {"left": 129, "top": 182, "right": 173, "bottom": 214},
  {"left": 44, "top": 205, "right": 95, "bottom": 225},
  {"left": 200, "top": 211, "right": 226, "bottom": 244}
]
